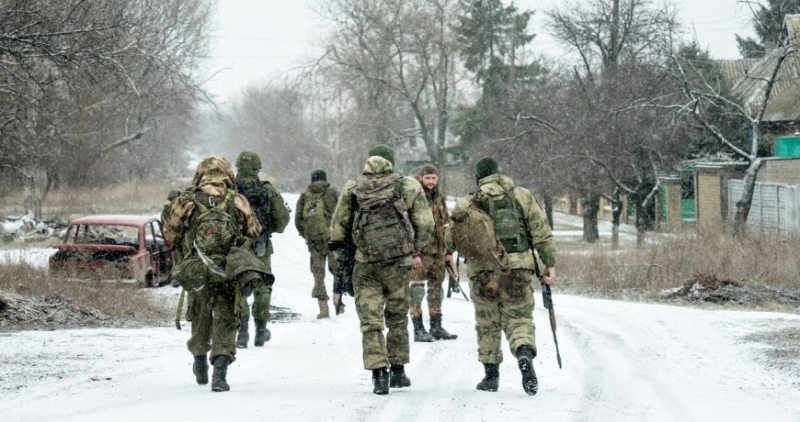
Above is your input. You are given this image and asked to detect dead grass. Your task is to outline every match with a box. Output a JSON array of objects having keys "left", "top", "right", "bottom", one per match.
[
  {"left": 558, "top": 231, "right": 800, "bottom": 311},
  {"left": 0, "top": 263, "right": 172, "bottom": 330},
  {"left": 1, "top": 181, "right": 183, "bottom": 220},
  {"left": 746, "top": 326, "right": 800, "bottom": 379}
]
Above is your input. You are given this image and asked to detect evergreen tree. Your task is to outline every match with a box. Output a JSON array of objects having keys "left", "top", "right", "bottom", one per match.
[{"left": 735, "top": 0, "right": 800, "bottom": 58}]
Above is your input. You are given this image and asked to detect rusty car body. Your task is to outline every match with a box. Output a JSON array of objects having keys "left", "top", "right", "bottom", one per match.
[{"left": 49, "top": 215, "right": 176, "bottom": 286}]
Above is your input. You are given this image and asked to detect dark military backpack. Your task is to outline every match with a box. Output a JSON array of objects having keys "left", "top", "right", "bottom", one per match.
[
  {"left": 302, "top": 190, "right": 329, "bottom": 241},
  {"left": 487, "top": 191, "right": 531, "bottom": 254},
  {"left": 352, "top": 174, "right": 415, "bottom": 263},
  {"left": 236, "top": 176, "right": 273, "bottom": 234}
]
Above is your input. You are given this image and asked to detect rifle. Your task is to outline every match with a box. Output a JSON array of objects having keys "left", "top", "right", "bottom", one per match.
[
  {"left": 332, "top": 241, "right": 356, "bottom": 315},
  {"left": 535, "top": 260, "right": 562, "bottom": 369},
  {"left": 444, "top": 258, "right": 468, "bottom": 301}
]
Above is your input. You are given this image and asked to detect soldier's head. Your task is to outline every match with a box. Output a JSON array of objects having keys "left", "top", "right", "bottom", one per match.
[
  {"left": 192, "top": 155, "right": 236, "bottom": 188},
  {"left": 235, "top": 150, "right": 262, "bottom": 171},
  {"left": 311, "top": 169, "right": 327, "bottom": 182},
  {"left": 416, "top": 163, "right": 439, "bottom": 190},
  {"left": 368, "top": 143, "right": 395, "bottom": 166},
  {"left": 474, "top": 157, "right": 499, "bottom": 184}
]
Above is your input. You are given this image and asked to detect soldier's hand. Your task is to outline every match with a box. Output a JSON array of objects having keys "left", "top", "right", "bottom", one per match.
[
  {"left": 412, "top": 255, "right": 423, "bottom": 270},
  {"left": 444, "top": 253, "right": 453, "bottom": 268},
  {"left": 540, "top": 266, "right": 556, "bottom": 285}
]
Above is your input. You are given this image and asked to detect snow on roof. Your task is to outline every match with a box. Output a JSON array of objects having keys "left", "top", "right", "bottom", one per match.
[{"left": 69, "top": 214, "right": 159, "bottom": 226}]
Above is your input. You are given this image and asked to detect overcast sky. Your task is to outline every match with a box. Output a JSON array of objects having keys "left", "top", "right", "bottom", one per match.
[{"left": 203, "top": 0, "right": 757, "bottom": 102}]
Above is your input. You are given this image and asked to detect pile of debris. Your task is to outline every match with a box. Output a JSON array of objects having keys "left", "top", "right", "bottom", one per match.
[
  {"left": 0, "top": 291, "right": 107, "bottom": 330},
  {"left": 1, "top": 211, "right": 66, "bottom": 243},
  {"left": 662, "top": 273, "right": 800, "bottom": 306}
]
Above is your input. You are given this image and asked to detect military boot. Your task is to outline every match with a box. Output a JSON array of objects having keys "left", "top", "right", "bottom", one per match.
[
  {"left": 476, "top": 363, "right": 499, "bottom": 392},
  {"left": 389, "top": 364, "right": 411, "bottom": 388},
  {"left": 372, "top": 367, "right": 389, "bottom": 395},
  {"left": 317, "top": 300, "right": 330, "bottom": 319},
  {"left": 429, "top": 314, "right": 458, "bottom": 340},
  {"left": 254, "top": 318, "right": 271, "bottom": 346},
  {"left": 411, "top": 316, "right": 434, "bottom": 342},
  {"left": 235, "top": 315, "right": 249, "bottom": 349},
  {"left": 517, "top": 345, "right": 538, "bottom": 395},
  {"left": 192, "top": 354, "right": 208, "bottom": 385},
  {"left": 333, "top": 293, "right": 345, "bottom": 315},
  {"left": 211, "top": 356, "right": 231, "bottom": 392}
]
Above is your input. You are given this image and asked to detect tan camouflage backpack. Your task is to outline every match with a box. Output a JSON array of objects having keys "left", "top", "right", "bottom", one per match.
[
  {"left": 450, "top": 191, "right": 508, "bottom": 270},
  {"left": 352, "top": 174, "right": 415, "bottom": 263}
]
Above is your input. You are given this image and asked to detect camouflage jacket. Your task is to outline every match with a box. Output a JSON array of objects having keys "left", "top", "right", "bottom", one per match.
[
  {"left": 420, "top": 186, "right": 451, "bottom": 257},
  {"left": 164, "top": 156, "right": 261, "bottom": 256},
  {"left": 295, "top": 180, "right": 339, "bottom": 240},
  {"left": 447, "top": 174, "right": 556, "bottom": 278},
  {"left": 330, "top": 156, "right": 434, "bottom": 265}
]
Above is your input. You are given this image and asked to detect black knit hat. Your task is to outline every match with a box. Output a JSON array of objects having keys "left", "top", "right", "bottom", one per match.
[
  {"left": 311, "top": 169, "right": 327, "bottom": 182},
  {"left": 475, "top": 157, "right": 499, "bottom": 182},
  {"left": 368, "top": 143, "right": 395, "bottom": 165}
]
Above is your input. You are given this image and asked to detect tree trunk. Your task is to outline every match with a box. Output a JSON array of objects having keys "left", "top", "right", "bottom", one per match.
[
  {"left": 733, "top": 159, "right": 764, "bottom": 236},
  {"left": 581, "top": 191, "right": 600, "bottom": 243},
  {"left": 611, "top": 189, "right": 622, "bottom": 249},
  {"left": 22, "top": 165, "right": 47, "bottom": 221}
]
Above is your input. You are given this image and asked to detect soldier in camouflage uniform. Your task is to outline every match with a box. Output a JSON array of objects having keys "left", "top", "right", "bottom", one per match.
[
  {"left": 409, "top": 164, "right": 457, "bottom": 342},
  {"left": 448, "top": 157, "right": 556, "bottom": 396},
  {"left": 295, "top": 169, "right": 340, "bottom": 319},
  {"left": 329, "top": 144, "right": 434, "bottom": 395},
  {"left": 234, "top": 151, "right": 290, "bottom": 348},
  {"left": 164, "top": 155, "right": 263, "bottom": 392}
]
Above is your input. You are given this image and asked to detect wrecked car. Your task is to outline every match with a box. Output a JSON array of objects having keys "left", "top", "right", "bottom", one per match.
[{"left": 49, "top": 215, "right": 176, "bottom": 286}]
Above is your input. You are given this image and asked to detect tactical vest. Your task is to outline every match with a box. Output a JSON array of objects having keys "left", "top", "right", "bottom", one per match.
[
  {"left": 352, "top": 174, "right": 415, "bottom": 263},
  {"left": 236, "top": 176, "right": 273, "bottom": 235},
  {"left": 302, "top": 190, "right": 329, "bottom": 241},
  {"left": 450, "top": 191, "right": 507, "bottom": 270}
]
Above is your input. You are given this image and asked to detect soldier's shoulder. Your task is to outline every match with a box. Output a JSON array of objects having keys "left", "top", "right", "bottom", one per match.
[
  {"left": 400, "top": 175, "right": 423, "bottom": 193},
  {"left": 341, "top": 178, "right": 358, "bottom": 194}
]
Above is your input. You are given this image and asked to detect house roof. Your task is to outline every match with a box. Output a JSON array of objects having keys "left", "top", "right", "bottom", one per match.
[{"left": 720, "top": 14, "right": 800, "bottom": 123}]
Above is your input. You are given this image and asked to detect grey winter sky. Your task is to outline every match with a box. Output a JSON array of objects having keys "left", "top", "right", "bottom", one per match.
[{"left": 204, "top": 0, "right": 757, "bottom": 102}]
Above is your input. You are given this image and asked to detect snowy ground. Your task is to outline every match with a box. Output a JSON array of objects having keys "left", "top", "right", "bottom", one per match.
[{"left": 1, "top": 194, "right": 800, "bottom": 421}]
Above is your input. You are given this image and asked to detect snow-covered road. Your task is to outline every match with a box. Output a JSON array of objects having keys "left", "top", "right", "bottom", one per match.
[{"left": 1, "top": 193, "right": 799, "bottom": 421}]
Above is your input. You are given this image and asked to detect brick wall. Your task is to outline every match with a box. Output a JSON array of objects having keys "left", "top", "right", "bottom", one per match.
[
  {"left": 662, "top": 178, "right": 682, "bottom": 231},
  {"left": 696, "top": 170, "right": 723, "bottom": 231},
  {"left": 756, "top": 159, "right": 800, "bottom": 185}
]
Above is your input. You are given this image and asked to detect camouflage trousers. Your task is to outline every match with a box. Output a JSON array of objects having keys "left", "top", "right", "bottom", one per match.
[
  {"left": 469, "top": 269, "right": 536, "bottom": 364},
  {"left": 240, "top": 253, "right": 274, "bottom": 321},
  {"left": 409, "top": 254, "right": 445, "bottom": 319},
  {"left": 186, "top": 283, "right": 240, "bottom": 363},
  {"left": 308, "top": 240, "right": 339, "bottom": 301},
  {"left": 353, "top": 260, "right": 411, "bottom": 370}
]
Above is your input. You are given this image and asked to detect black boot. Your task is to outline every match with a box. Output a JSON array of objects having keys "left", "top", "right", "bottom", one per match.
[
  {"left": 372, "top": 367, "right": 389, "bottom": 395},
  {"left": 517, "top": 345, "right": 538, "bottom": 395},
  {"left": 235, "top": 315, "right": 249, "bottom": 349},
  {"left": 192, "top": 355, "right": 208, "bottom": 385},
  {"left": 254, "top": 318, "right": 271, "bottom": 347},
  {"left": 211, "top": 356, "right": 231, "bottom": 392},
  {"left": 476, "top": 363, "right": 499, "bottom": 392},
  {"left": 411, "top": 316, "right": 434, "bottom": 342},
  {"left": 429, "top": 314, "right": 457, "bottom": 340},
  {"left": 389, "top": 364, "right": 411, "bottom": 388}
]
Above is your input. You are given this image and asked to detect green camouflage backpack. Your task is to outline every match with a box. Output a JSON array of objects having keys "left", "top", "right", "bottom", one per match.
[
  {"left": 487, "top": 190, "right": 531, "bottom": 254},
  {"left": 302, "top": 190, "right": 329, "bottom": 241},
  {"left": 184, "top": 188, "right": 241, "bottom": 257},
  {"left": 352, "top": 174, "right": 415, "bottom": 263},
  {"left": 450, "top": 191, "right": 508, "bottom": 270}
]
